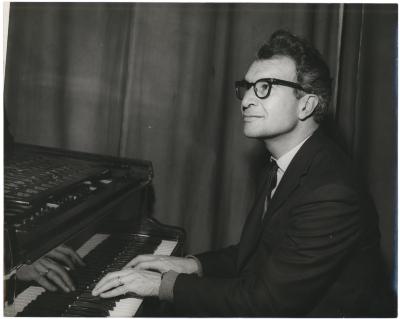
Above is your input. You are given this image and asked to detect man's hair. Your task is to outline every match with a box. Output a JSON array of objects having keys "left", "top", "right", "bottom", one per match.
[{"left": 257, "top": 30, "right": 332, "bottom": 123}]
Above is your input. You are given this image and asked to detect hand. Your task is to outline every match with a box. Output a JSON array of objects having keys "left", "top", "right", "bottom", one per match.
[
  {"left": 124, "top": 255, "right": 198, "bottom": 274},
  {"left": 46, "top": 244, "right": 85, "bottom": 270},
  {"left": 16, "top": 244, "right": 85, "bottom": 292},
  {"left": 92, "top": 269, "right": 161, "bottom": 298}
]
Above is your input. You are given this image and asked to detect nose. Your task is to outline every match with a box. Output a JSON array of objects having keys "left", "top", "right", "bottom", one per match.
[{"left": 241, "top": 88, "right": 256, "bottom": 112}]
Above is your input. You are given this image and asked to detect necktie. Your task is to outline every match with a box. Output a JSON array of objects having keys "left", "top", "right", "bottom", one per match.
[
  {"left": 262, "top": 159, "right": 279, "bottom": 220},
  {"left": 237, "top": 159, "right": 279, "bottom": 268}
]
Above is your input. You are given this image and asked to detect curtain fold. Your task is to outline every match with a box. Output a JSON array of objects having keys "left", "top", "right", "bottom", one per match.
[
  {"left": 335, "top": 4, "right": 397, "bottom": 279},
  {"left": 5, "top": 3, "right": 394, "bottom": 277}
]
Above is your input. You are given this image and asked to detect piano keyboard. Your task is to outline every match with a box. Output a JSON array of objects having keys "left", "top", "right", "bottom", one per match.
[
  {"left": 5, "top": 234, "right": 177, "bottom": 317},
  {"left": 77, "top": 234, "right": 111, "bottom": 258}
]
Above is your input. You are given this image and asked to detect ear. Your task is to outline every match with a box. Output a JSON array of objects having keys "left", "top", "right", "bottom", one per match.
[{"left": 298, "top": 95, "right": 319, "bottom": 121}]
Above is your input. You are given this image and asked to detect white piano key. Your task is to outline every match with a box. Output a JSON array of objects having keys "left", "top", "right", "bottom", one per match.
[
  {"left": 109, "top": 298, "right": 140, "bottom": 317},
  {"left": 10, "top": 235, "right": 178, "bottom": 317},
  {"left": 76, "top": 233, "right": 110, "bottom": 258},
  {"left": 10, "top": 234, "right": 108, "bottom": 316},
  {"left": 153, "top": 240, "right": 178, "bottom": 255},
  {"left": 109, "top": 240, "right": 178, "bottom": 316},
  {"left": 4, "top": 286, "right": 46, "bottom": 316}
]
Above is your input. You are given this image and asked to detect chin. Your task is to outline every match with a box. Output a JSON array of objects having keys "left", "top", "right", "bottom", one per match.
[
  {"left": 243, "top": 127, "right": 266, "bottom": 139},
  {"left": 243, "top": 126, "right": 286, "bottom": 141}
]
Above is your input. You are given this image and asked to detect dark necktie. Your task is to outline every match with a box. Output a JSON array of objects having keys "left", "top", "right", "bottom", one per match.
[
  {"left": 262, "top": 159, "right": 279, "bottom": 220},
  {"left": 236, "top": 158, "right": 279, "bottom": 268}
]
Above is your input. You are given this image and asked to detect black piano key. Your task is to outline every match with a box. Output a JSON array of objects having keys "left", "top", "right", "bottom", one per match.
[
  {"left": 68, "top": 301, "right": 111, "bottom": 313},
  {"left": 77, "top": 296, "right": 116, "bottom": 308},
  {"left": 17, "top": 233, "right": 162, "bottom": 316},
  {"left": 64, "top": 307, "right": 108, "bottom": 317}
]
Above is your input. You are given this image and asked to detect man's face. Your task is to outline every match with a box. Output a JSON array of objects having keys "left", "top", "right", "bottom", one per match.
[{"left": 241, "top": 56, "right": 301, "bottom": 140}]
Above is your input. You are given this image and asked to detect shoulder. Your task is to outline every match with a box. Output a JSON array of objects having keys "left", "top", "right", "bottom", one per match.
[
  {"left": 300, "top": 130, "right": 359, "bottom": 192},
  {"left": 289, "top": 130, "right": 373, "bottom": 216},
  {"left": 292, "top": 132, "right": 378, "bottom": 228}
]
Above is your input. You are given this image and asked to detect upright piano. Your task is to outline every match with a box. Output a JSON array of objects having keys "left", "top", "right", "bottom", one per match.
[{"left": 4, "top": 142, "right": 185, "bottom": 317}]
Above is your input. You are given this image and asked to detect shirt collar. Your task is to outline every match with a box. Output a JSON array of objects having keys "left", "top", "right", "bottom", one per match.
[{"left": 271, "top": 135, "right": 312, "bottom": 173}]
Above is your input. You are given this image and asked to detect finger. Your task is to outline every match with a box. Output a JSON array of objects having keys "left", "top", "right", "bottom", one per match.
[
  {"left": 93, "top": 272, "right": 118, "bottom": 292},
  {"left": 34, "top": 260, "right": 50, "bottom": 276},
  {"left": 92, "top": 276, "right": 121, "bottom": 296},
  {"left": 134, "top": 261, "right": 164, "bottom": 273},
  {"left": 54, "top": 245, "right": 85, "bottom": 267},
  {"left": 41, "top": 258, "right": 75, "bottom": 291},
  {"left": 45, "top": 269, "right": 72, "bottom": 293},
  {"left": 124, "top": 255, "right": 155, "bottom": 268},
  {"left": 35, "top": 275, "right": 57, "bottom": 292},
  {"left": 99, "top": 285, "right": 127, "bottom": 298},
  {"left": 93, "top": 272, "right": 123, "bottom": 293},
  {"left": 47, "top": 250, "right": 75, "bottom": 269},
  {"left": 17, "top": 264, "right": 43, "bottom": 282},
  {"left": 57, "top": 245, "right": 85, "bottom": 266},
  {"left": 94, "top": 269, "right": 132, "bottom": 290}
]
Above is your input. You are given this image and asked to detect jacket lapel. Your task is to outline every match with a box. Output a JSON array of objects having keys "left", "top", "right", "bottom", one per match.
[
  {"left": 237, "top": 129, "right": 326, "bottom": 270},
  {"left": 237, "top": 162, "right": 273, "bottom": 270},
  {"left": 264, "top": 128, "right": 326, "bottom": 223}
]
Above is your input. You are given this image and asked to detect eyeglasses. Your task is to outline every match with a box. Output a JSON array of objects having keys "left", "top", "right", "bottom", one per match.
[{"left": 234, "top": 78, "right": 309, "bottom": 100}]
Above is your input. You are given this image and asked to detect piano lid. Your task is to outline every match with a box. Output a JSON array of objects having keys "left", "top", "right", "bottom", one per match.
[{"left": 4, "top": 142, "right": 153, "bottom": 269}]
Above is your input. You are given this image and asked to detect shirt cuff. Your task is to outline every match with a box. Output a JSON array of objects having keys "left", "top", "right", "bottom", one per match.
[
  {"left": 159, "top": 270, "right": 179, "bottom": 302},
  {"left": 185, "top": 255, "right": 203, "bottom": 276}
]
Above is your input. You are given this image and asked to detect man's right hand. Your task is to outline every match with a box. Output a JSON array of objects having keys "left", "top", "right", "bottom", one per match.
[
  {"left": 124, "top": 255, "right": 199, "bottom": 274},
  {"left": 16, "top": 245, "right": 85, "bottom": 292}
]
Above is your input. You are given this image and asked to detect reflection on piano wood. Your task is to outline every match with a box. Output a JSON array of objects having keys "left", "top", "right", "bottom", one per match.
[
  {"left": 5, "top": 143, "right": 154, "bottom": 266},
  {"left": 4, "top": 142, "right": 185, "bottom": 317},
  {"left": 6, "top": 233, "right": 178, "bottom": 317}
]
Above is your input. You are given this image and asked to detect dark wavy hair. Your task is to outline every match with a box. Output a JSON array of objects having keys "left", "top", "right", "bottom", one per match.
[{"left": 257, "top": 30, "right": 332, "bottom": 123}]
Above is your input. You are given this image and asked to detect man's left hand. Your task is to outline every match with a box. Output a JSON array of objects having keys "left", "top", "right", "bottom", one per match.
[
  {"left": 124, "top": 254, "right": 198, "bottom": 274},
  {"left": 92, "top": 269, "right": 161, "bottom": 298}
]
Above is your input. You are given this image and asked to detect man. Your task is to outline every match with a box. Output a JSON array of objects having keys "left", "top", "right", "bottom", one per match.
[{"left": 92, "top": 30, "right": 391, "bottom": 316}]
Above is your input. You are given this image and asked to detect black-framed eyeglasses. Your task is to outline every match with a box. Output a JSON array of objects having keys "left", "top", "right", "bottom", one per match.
[{"left": 234, "top": 78, "right": 309, "bottom": 100}]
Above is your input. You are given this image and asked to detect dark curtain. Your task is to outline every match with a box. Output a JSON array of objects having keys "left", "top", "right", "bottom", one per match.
[
  {"left": 335, "top": 4, "right": 397, "bottom": 283},
  {"left": 5, "top": 3, "right": 396, "bottom": 284}
]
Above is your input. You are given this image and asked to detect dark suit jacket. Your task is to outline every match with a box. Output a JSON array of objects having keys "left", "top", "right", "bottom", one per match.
[{"left": 171, "top": 129, "right": 393, "bottom": 317}]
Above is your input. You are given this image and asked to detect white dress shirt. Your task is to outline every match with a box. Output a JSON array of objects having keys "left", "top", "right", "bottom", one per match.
[{"left": 270, "top": 135, "right": 311, "bottom": 197}]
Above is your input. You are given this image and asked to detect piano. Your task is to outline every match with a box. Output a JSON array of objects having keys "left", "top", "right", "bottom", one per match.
[{"left": 4, "top": 142, "right": 185, "bottom": 316}]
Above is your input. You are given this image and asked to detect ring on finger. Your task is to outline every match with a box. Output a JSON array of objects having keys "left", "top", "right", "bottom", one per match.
[{"left": 117, "top": 276, "right": 122, "bottom": 286}]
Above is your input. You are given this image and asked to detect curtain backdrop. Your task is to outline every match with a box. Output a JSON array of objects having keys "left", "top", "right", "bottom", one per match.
[
  {"left": 334, "top": 4, "right": 397, "bottom": 282},
  {"left": 5, "top": 3, "right": 396, "bottom": 281}
]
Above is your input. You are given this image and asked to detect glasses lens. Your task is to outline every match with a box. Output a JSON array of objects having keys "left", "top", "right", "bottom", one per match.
[
  {"left": 254, "top": 80, "right": 271, "bottom": 99},
  {"left": 235, "top": 82, "right": 249, "bottom": 100}
]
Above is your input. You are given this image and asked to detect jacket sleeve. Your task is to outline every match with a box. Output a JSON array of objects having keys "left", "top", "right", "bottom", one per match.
[
  {"left": 171, "top": 184, "right": 363, "bottom": 316},
  {"left": 194, "top": 244, "right": 239, "bottom": 277}
]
